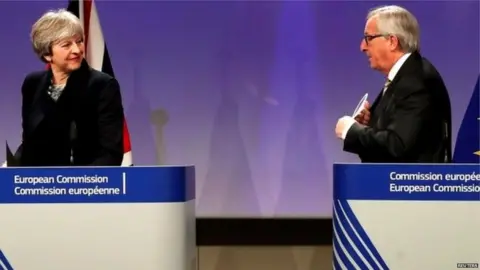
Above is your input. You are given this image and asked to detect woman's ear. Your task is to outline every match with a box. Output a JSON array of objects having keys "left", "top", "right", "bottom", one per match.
[{"left": 43, "top": 54, "right": 52, "bottom": 62}]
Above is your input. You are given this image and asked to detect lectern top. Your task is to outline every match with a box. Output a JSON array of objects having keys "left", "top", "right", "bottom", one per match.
[
  {"left": 334, "top": 163, "right": 480, "bottom": 201},
  {"left": 0, "top": 166, "right": 195, "bottom": 204}
]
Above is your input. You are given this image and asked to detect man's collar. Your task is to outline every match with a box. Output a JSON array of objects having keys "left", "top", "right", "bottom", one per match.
[{"left": 388, "top": 52, "right": 411, "bottom": 81}]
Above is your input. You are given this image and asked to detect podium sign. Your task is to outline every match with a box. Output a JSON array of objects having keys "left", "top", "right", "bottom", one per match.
[
  {"left": 333, "top": 164, "right": 480, "bottom": 270},
  {"left": 0, "top": 166, "right": 196, "bottom": 270}
]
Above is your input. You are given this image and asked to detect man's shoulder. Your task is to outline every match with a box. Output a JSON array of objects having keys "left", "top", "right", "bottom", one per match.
[
  {"left": 419, "top": 56, "right": 443, "bottom": 79},
  {"left": 399, "top": 54, "right": 446, "bottom": 88},
  {"left": 418, "top": 56, "right": 449, "bottom": 93},
  {"left": 394, "top": 54, "right": 450, "bottom": 104}
]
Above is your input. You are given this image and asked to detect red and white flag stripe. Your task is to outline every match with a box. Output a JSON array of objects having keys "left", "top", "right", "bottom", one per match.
[{"left": 68, "top": 0, "right": 133, "bottom": 166}]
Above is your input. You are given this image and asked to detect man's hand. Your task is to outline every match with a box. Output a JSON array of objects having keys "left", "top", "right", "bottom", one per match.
[
  {"left": 354, "top": 101, "right": 371, "bottom": 125},
  {"left": 336, "top": 116, "right": 355, "bottom": 139}
]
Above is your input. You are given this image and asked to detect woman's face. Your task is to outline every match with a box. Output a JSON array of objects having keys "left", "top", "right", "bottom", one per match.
[{"left": 45, "top": 34, "right": 85, "bottom": 73}]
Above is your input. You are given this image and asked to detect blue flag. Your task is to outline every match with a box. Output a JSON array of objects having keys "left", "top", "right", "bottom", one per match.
[{"left": 453, "top": 76, "right": 480, "bottom": 163}]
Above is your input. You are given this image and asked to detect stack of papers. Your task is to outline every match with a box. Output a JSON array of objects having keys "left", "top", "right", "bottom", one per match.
[{"left": 352, "top": 93, "right": 368, "bottom": 118}]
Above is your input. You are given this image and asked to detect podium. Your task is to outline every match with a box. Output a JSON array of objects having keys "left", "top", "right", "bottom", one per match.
[
  {"left": 333, "top": 163, "right": 480, "bottom": 270},
  {"left": 0, "top": 166, "right": 196, "bottom": 270}
]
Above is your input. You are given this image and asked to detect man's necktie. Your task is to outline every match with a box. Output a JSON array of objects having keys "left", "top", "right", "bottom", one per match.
[{"left": 382, "top": 79, "right": 392, "bottom": 95}]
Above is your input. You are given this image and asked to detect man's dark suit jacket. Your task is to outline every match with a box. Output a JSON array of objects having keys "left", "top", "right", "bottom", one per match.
[
  {"left": 14, "top": 59, "right": 124, "bottom": 166},
  {"left": 344, "top": 51, "right": 452, "bottom": 163}
]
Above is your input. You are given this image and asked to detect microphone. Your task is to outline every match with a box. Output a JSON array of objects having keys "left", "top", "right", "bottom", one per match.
[
  {"left": 70, "top": 121, "right": 77, "bottom": 164},
  {"left": 443, "top": 121, "right": 450, "bottom": 162},
  {"left": 70, "top": 121, "right": 77, "bottom": 142}
]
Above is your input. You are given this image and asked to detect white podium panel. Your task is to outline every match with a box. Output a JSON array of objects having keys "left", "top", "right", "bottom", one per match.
[
  {"left": 333, "top": 163, "right": 480, "bottom": 270},
  {"left": 0, "top": 166, "right": 196, "bottom": 270}
]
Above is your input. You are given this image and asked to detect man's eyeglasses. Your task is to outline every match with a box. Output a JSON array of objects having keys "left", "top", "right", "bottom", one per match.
[{"left": 363, "top": 34, "right": 387, "bottom": 45}]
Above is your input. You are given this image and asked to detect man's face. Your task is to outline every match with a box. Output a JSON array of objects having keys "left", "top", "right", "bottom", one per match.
[{"left": 360, "top": 17, "right": 393, "bottom": 73}]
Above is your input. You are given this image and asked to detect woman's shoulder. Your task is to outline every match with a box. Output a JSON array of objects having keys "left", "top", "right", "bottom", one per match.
[
  {"left": 86, "top": 68, "right": 120, "bottom": 95},
  {"left": 23, "top": 70, "right": 47, "bottom": 83},
  {"left": 21, "top": 70, "right": 48, "bottom": 95},
  {"left": 88, "top": 68, "right": 115, "bottom": 84}
]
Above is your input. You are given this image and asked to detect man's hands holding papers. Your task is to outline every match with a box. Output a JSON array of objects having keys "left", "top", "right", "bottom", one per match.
[
  {"left": 336, "top": 116, "right": 355, "bottom": 139},
  {"left": 335, "top": 99, "right": 371, "bottom": 139},
  {"left": 354, "top": 100, "right": 371, "bottom": 125}
]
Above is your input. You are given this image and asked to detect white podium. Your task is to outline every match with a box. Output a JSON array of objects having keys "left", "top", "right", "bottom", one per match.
[
  {"left": 0, "top": 166, "right": 196, "bottom": 270},
  {"left": 333, "top": 163, "right": 480, "bottom": 270}
]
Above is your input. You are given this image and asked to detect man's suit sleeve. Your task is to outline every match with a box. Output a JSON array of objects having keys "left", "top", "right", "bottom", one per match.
[
  {"left": 343, "top": 87, "right": 431, "bottom": 159},
  {"left": 90, "top": 78, "right": 124, "bottom": 166}
]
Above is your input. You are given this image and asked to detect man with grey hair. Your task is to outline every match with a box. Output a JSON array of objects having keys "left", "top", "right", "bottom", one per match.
[
  {"left": 335, "top": 5, "right": 452, "bottom": 163},
  {"left": 10, "top": 9, "right": 125, "bottom": 166}
]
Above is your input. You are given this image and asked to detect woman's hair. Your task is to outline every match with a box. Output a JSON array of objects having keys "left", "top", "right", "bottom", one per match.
[{"left": 30, "top": 9, "right": 84, "bottom": 62}]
